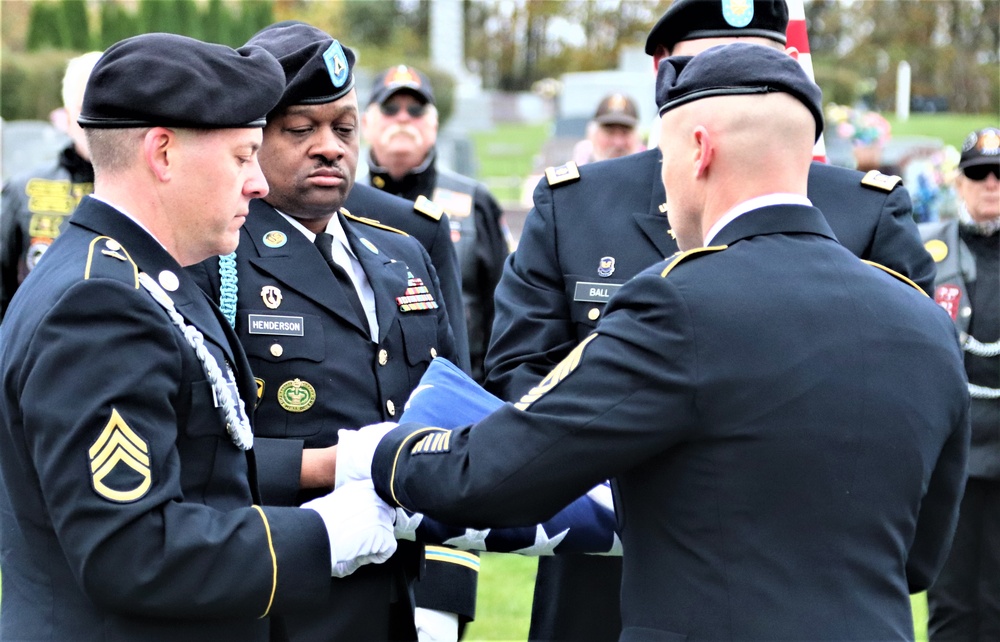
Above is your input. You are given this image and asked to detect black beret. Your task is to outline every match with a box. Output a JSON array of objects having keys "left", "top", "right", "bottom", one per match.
[
  {"left": 368, "top": 65, "right": 436, "bottom": 106},
  {"left": 245, "top": 21, "right": 356, "bottom": 111},
  {"left": 655, "top": 43, "right": 824, "bottom": 141},
  {"left": 645, "top": 0, "right": 788, "bottom": 55},
  {"left": 78, "top": 33, "right": 284, "bottom": 129}
]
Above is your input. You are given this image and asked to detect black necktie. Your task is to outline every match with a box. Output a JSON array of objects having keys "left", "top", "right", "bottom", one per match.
[{"left": 315, "top": 232, "right": 369, "bottom": 330}]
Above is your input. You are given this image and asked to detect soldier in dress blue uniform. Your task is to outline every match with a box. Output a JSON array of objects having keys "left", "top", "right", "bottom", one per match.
[
  {"left": 187, "top": 22, "right": 477, "bottom": 641},
  {"left": 921, "top": 127, "right": 1000, "bottom": 640},
  {"left": 484, "top": 2, "right": 936, "bottom": 638},
  {"left": 361, "top": 43, "right": 970, "bottom": 642},
  {"left": 0, "top": 33, "right": 397, "bottom": 642}
]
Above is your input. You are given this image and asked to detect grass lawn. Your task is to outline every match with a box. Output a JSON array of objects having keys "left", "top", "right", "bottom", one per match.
[{"left": 465, "top": 553, "right": 932, "bottom": 641}]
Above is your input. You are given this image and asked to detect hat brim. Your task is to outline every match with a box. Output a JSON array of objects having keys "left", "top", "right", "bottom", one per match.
[
  {"left": 959, "top": 156, "right": 1000, "bottom": 170},
  {"left": 594, "top": 115, "right": 639, "bottom": 127}
]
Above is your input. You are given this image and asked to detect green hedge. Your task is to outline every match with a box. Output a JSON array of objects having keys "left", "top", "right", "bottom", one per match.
[{"left": 1, "top": 48, "right": 72, "bottom": 121}]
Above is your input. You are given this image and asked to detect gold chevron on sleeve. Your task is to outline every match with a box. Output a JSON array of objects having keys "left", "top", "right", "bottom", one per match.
[{"left": 88, "top": 408, "right": 151, "bottom": 503}]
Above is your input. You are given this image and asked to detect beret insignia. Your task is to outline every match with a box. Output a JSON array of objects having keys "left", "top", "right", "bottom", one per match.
[
  {"left": 515, "top": 333, "right": 598, "bottom": 410},
  {"left": 89, "top": 408, "right": 151, "bottom": 503},
  {"left": 545, "top": 162, "right": 581, "bottom": 187},
  {"left": 323, "top": 40, "right": 350, "bottom": 88},
  {"left": 860, "top": 170, "right": 902, "bottom": 192}
]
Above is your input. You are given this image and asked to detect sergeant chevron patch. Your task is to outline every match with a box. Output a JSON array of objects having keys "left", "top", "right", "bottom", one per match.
[
  {"left": 88, "top": 408, "right": 151, "bottom": 503},
  {"left": 515, "top": 333, "right": 598, "bottom": 410},
  {"left": 411, "top": 429, "right": 451, "bottom": 454}
]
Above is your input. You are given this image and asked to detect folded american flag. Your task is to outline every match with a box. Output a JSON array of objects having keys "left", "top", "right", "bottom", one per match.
[{"left": 395, "top": 358, "right": 621, "bottom": 556}]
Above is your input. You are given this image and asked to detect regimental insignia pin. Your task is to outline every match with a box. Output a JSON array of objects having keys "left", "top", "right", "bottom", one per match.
[
  {"left": 924, "top": 239, "right": 948, "bottom": 263},
  {"left": 323, "top": 40, "right": 350, "bottom": 88},
  {"left": 396, "top": 274, "right": 439, "bottom": 312},
  {"left": 360, "top": 238, "right": 379, "bottom": 255},
  {"left": 658, "top": 202, "right": 669, "bottom": 213},
  {"left": 255, "top": 378, "right": 265, "bottom": 410},
  {"left": 277, "top": 378, "right": 316, "bottom": 413},
  {"left": 158, "top": 270, "right": 179, "bottom": 292},
  {"left": 598, "top": 256, "right": 616, "bottom": 278},
  {"left": 261, "top": 285, "right": 282, "bottom": 309},
  {"left": 88, "top": 408, "right": 151, "bottom": 503},
  {"left": 722, "top": 0, "right": 753, "bottom": 28},
  {"left": 263, "top": 231, "right": 287, "bottom": 248}
]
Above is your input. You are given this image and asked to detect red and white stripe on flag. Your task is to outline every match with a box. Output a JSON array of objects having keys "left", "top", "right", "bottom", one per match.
[{"left": 786, "top": 0, "right": 827, "bottom": 162}]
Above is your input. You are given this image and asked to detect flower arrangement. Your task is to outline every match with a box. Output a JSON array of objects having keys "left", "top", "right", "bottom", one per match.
[{"left": 825, "top": 104, "right": 892, "bottom": 148}]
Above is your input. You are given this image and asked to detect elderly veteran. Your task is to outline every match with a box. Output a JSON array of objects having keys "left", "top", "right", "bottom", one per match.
[
  {"left": 0, "top": 33, "right": 397, "bottom": 642},
  {"left": 343, "top": 43, "right": 970, "bottom": 640},
  {"left": 921, "top": 127, "right": 1000, "bottom": 640},
  {"left": 186, "top": 21, "right": 474, "bottom": 642}
]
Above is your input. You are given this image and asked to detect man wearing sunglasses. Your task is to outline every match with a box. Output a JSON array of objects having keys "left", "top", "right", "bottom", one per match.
[
  {"left": 920, "top": 127, "right": 1000, "bottom": 640},
  {"left": 361, "top": 65, "right": 511, "bottom": 387}
]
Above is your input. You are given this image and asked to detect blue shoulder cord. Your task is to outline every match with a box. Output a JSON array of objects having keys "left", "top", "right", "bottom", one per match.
[{"left": 218, "top": 252, "right": 238, "bottom": 327}]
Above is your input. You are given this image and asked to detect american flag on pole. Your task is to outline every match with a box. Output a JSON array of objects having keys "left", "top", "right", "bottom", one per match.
[{"left": 786, "top": 0, "right": 827, "bottom": 162}]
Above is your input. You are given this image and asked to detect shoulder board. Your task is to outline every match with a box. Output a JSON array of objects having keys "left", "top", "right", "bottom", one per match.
[
  {"left": 860, "top": 170, "right": 902, "bottom": 192},
  {"left": 545, "top": 161, "right": 581, "bottom": 187},
  {"left": 413, "top": 195, "right": 444, "bottom": 221},
  {"left": 659, "top": 245, "right": 727, "bottom": 278},
  {"left": 340, "top": 208, "right": 409, "bottom": 236},
  {"left": 84, "top": 236, "right": 139, "bottom": 288},
  {"left": 862, "top": 260, "right": 928, "bottom": 297}
]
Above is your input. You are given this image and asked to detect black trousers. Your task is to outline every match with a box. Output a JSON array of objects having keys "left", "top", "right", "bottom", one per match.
[
  {"left": 928, "top": 477, "right": 1000, "bottom": 641},
  {"left": 528, "top": 556, "right": 623, "bottom": 641}
]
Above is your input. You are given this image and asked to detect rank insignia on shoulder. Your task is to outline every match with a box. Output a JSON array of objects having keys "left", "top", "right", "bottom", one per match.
[
  {"left": 414, "top": 195, "right": 444, "bottom": 221},
  {"left": 85, "top": 236, "right": 139, "bottom": 286},
  {"left": 861, "top": 170, "right": 902, "bottom": 192},
  {"left": 660, "top": 245, "right": 727, "bottom": 278},
  {"left": 515, "top": 333, "right": 598, "bottom": 411},
  {"left": 545, "top": 161, "right": 581, "bottom": 187},
  {"left": 88, "top": 408, "right": 151, "bottom": 503},
  {"left": 396, "top": 275, "right": 439, "bottom": 312},
  {"left": 411, "top": 429, "right": 451, "bottom": 455}
]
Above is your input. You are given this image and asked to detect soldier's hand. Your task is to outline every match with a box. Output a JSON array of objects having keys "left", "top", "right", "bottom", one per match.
[
  {"left": 334, "top": 421, "right": 397, "bottom": 488},
  {"left": 302, "top": 479, "right": 397, "bottom": 578}
]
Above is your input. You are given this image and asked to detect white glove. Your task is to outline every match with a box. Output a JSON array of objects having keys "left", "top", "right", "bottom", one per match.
[
  {"left": 302, "top": 479, "right": 397, "bottom": 578},
  {"left": 415, "top": 607, "right": 460, "bottom": 642},
  {"left": 394, "top": 507, "right": 424, "bottom": 541},
  {"left": 335, "top": 421, "right": 397, "bottom": 489}
]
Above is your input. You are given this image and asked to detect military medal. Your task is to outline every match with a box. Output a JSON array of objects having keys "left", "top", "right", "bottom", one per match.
[{"left": 396, "top": 273, "right": 439, "bottom": 312}]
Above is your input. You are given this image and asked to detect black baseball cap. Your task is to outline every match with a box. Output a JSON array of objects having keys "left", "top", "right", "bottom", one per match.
[{"left": 368, "top": 65, "right": 435, "bottom": 106}]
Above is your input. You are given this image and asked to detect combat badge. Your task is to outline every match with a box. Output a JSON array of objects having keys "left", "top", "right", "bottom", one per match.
[
  {"left": 597, "top": 256, "right": 615, "bottom": 278},
  {"left": 261, "top": 285, "right": 282, "bottom": 309},
  {"left": 545, "top": 161, "right": 580, "bottom": 187},
  {"left": 89, "top": 408, "right": 151, "bottom": 503},
  {"left": 277, "top": 378, "right": 316, "bottom": 413},
  {"left": 396, "top": 273, "right": 439, "bottom": 312},
  {"left": 515, "top": 334, "right": 598, "bottom": 410},
  {"left": 263, "top": 231, "right": 287, "bottom": 248}
]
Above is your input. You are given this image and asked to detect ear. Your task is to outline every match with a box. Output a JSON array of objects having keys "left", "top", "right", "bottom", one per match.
[
  {"left": 692, "top": 125, "right": 713, "bottom": 178},
  {"left": 143, "top": 127, "right": 176, "bottom": 183},
  {"left": 784, "top": 46, "right": 800, "bottom": 61},
  {"left": 651, "top": 45, "right": 668, "bottom": 74}
]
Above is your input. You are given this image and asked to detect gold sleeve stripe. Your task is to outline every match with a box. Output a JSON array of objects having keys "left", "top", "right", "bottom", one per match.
[
  {"left": 251, "top": 505, "right": 278, "bottom": 619},
  {"left": 340, "top": 208, "right": 410, "bottom": 236},
  {"left": 84, "top": 236, "right": 140, "bottom": 287},
  {"left": 390, "top": 427, "right": 450, "bottom": 510},
  {"left": 659, "top": 245, "right": 728, "bottom": 278},
  {"left": 425, "top": 545, "right": 481, "bottom": 572},
  {"left": 862, "top": 260, "right": 928, "bottom": 297}
]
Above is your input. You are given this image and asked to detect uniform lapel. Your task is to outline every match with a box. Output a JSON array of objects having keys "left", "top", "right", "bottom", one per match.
[
  {"left": 341, "top": 213, "right": 403, "bottom": 344},
  {"left": 628, "top": 150, "right": 677, "bottom": 259},
  {"left": 243, "top": 200, "right": 369, "bottom": 336}
]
